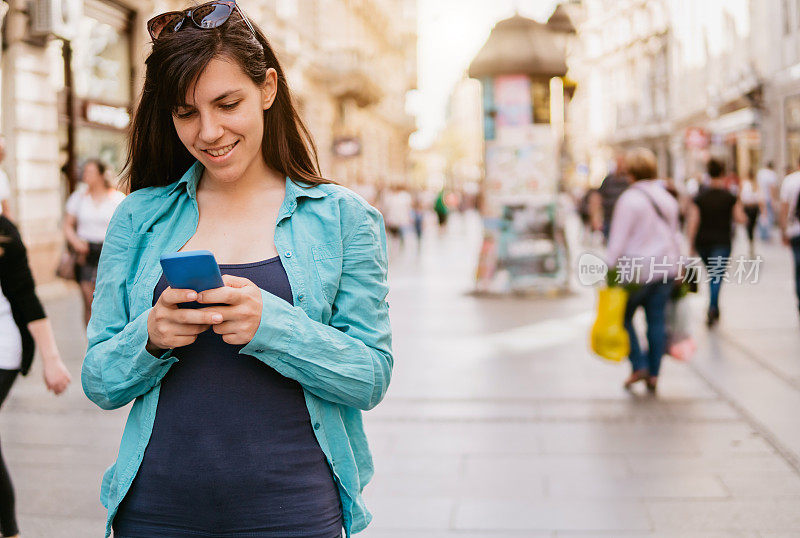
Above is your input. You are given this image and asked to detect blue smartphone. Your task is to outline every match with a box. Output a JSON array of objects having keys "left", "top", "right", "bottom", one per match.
[{"left": 159, "top": 250, "right": 224, "bottom": 308}]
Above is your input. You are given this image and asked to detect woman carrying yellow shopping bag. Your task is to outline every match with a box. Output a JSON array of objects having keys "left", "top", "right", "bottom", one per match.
[{"left": 604, "top": 149, "right": 681, "bottom": 394}]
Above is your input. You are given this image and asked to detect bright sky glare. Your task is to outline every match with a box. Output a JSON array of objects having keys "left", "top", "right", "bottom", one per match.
[{"left": 410, "top": 0, "right": 557, "bottom": 149}]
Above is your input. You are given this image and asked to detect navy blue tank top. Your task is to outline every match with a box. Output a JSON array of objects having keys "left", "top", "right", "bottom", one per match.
[{"left": 114, "top": 257, "right": 343, "bottom": 537}]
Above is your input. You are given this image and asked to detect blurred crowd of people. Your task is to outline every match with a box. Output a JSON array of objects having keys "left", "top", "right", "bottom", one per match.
[
  {"left": 352, "top": 183, "right": 476, "bottom": 251},
  {"left": 576, "top": 147, "right": 800, "bottom": 394}
]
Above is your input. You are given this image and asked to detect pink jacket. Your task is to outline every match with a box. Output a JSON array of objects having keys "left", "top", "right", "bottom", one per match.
[{"left": 606, "top": 180, "right": 682, "bottom": 284}]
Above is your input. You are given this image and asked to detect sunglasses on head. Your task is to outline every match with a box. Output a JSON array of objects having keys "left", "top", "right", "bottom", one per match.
[{"left": 147, "top": 0, "right": 257, "bottom": 41}]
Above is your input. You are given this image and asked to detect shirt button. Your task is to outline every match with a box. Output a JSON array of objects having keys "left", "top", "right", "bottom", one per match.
[
  {"left": 255, "top": 348, "right": 265, "bottom": 353},
  {"left": 284, "top": 251, "right": 292, "bottom": 258},
  {"left": 298, "top": 294, "right": 304, "bottom": 301},
  {"left": 314, "top": 422, "right": 321, "bottom": 430}
]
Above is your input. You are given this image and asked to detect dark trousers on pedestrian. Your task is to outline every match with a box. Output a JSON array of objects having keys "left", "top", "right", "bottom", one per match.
[
  {"left": 0, "top": 369, "right": 19, "bottom": 537},
  {"left": 697, "top": 244, "right": 732, "bottom": 315},
  {"left": 623, "top": 281, "right": 672, "bottom": 377},
  {"left": 792, "top": 236, "right": 800, "bottom": 315},
  {"left": 744, "top": 205, "right": 759, "bottom": 244}
]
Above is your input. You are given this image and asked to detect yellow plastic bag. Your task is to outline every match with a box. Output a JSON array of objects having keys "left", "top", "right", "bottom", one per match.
[{"left": 590, "top": 286, "right": 630, "bottom": 362}]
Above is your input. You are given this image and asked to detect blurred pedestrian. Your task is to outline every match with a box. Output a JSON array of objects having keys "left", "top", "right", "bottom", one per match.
[
  {"left": 596, "top": 153, "right": 631, "bottom": 241},
  {"left": 62, "top": 159, "right": 125, "bottom": 325},
  {"left": 756, "top": 161, "right": 778, "bottom": 240},
  {"left": 578, "top": 187, "right": 602, "bottom": 240},
  {"left": 380, "top": 185, "right": 412, "bottom": 249},
  {"left": 434, "top": 188, "right": 449, "bottom": 227},
  {"left": 0, "top": 214, "right": 72, "bottom": 538},
  {"left": 739, "top": 176, "right": 763, "bottom": 257},
  {"left": 687, "top": 158, "right": 747, "bottom": 327},
  {"left": 779, "top": 158, "right": 800, "bottom": 319},
  {"left": 412, "top": 190, "right": 425, "bottom": 247},
  {"left": 81, "top": 5, "right": 392, "bottom": 538},
  {"left": 0, "top": 136, "right": 12, "bottom": 220},
  {"left": 606, "top": 148, "right": 680, "bottom": 394}
]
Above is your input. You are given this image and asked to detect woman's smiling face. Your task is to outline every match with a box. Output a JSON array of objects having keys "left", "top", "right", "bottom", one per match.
[{"left": 172, "top": 57, "right": 276, "bottom": 185}]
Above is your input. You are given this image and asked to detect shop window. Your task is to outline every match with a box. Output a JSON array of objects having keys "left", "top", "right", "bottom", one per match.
[
  {"left": 64, "top": 0, "right": 134, "bottom": 177},
  {"left": 73, "top": 0, "right": 133, "bottom": 106}
]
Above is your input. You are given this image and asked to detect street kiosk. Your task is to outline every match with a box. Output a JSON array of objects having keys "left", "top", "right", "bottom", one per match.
[{"left": 468, "top": 12, "right": 574, "bottom": 294}]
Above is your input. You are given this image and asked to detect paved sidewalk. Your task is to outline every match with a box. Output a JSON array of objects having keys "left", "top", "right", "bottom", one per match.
[{"left": 2, "top": 211, "right": 799, "bottom": 537}]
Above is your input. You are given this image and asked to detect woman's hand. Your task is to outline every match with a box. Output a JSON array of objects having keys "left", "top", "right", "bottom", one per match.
[
  {"left": 147, "top": 288, "right": 223, "bottom": 352},
  {"left": 197, "top": 275, "right": 263, "bottom": 345},
  {"left": 43, "top": 358, "right": 71, "bottom": 395},
  {"left": 26, "top": 318, "right": 72, "bottom": 395}
]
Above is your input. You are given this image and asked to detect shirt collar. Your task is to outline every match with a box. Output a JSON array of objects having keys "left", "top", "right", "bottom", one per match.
[
  {"left": 278, "top": 175, "right": 328, "bottom": 221},
  {"left": 168, "top": 161, "right": 328, "bottom": 215},
  {"left": 167, "top": 161, "right": 203, "bottom": 199}
]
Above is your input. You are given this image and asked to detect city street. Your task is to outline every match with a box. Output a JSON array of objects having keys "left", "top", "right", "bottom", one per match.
[{"left": 4, "top": 210, "right": 800, "bottom": 537}]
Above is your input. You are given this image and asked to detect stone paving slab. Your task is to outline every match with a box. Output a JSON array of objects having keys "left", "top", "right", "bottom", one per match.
[
  {"left": 645, "top": 499, "right": 800, "bottom": 532},
  {"left": 624, "top": 453, "right": 796, "bottom": 474},
  {"left": 553, "top": 531, "right": 761, "bottom": 538},
  {"left": 12, "top": 515, "right": 104, "bottom": 537},
  {"left": 453, "top": 499, "right": 652, "bottom": 532},
  {"left": 717, "top": 468, "right": 800, "bottom": 497},
  {"left": 366, "top": 526, "right": 556, "bottom": 538}
]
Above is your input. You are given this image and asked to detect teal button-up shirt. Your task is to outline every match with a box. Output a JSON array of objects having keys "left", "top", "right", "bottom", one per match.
[{"left": 81, "top": 162, "right": 392, "bottom": 537}]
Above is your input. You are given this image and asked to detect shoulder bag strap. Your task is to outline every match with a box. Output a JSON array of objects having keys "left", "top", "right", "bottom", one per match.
[{"left": 631, "top": 184, "right": 682, "bottom": 255}]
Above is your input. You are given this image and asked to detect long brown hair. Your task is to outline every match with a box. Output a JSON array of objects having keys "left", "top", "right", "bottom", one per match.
[{"left": 123, "top": 6, "right": 330, "bottom": 192}]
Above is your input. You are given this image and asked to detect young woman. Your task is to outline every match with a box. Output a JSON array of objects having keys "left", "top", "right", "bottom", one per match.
[
  {"left": 63, "top": 159, "right": 125, "bottom": 325},
  {"left": 80, "top": 2, "right": 392, "bottom": 537},
  {"left": 0, "top": 215, "right": 72, "bottom": 538},
  {"left": 606, "top": 148, "right": 681, "bottom": 394}
]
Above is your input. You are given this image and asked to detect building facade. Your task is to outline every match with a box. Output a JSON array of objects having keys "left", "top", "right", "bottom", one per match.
[
  {"left": 757, "top": 0, "right": 800, "bottom": 175},
  {"left": 0, "top": 0, "right": 417, "bottom": 283},
  {"left": 437, "top": 75, "right": 483, "bottom": 191},
  {"left": 568, "top": 0, "right": 671, "bottom": 184},
  {"left": 569, "top": 0, "right": 765, "bottom": 185}
]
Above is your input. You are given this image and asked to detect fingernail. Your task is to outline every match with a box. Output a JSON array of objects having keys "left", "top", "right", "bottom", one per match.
[
  {"left": 187, "top": 292, "right": 197, "bottom": 300},
  {"left": 212, "top": 314, "right": 222, "bottom": 323}
]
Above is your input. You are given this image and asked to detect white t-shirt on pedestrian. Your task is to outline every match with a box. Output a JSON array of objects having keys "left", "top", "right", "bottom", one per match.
[
  {"left": 0, "top": 280, "right": 22, "bottom": 371},
  {"left": 757, "top": 167, "right": 778, "bottom": 199},
  {"left": 780, "top": 171, "right": 800, "bottom": 238},
  {"left": 0, "top": 169, "right": 10, "bottom": 216},
  {"left": 65, "top": 187, "right": 126, "bottom": 243},
  {"left": 382, "top": 190, "right": 413, "bottom": 228},
  {"left": 740, "top": 180, "right": 762, "bottom": 206}
]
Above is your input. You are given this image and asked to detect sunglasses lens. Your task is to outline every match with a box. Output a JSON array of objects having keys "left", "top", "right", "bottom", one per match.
[
  {"left": 148, "top": 12, "right": 185, "bottom": 39},
  {"left": 192, "top": 3, "right": 234, "bottom": 29}
]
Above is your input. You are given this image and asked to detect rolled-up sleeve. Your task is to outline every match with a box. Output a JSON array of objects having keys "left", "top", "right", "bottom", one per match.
[
  {"left": 241, "top": 204, "right": 393, "bottom": 411},
  {"left": 81, "top": 202, "right": 177, "bottom": 411}
]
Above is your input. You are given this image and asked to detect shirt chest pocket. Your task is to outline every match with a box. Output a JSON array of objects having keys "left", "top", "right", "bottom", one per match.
[
  {"left": 126, "top": 231, "right": 156, "bottom": 290},
  {"left": 312, "top": 241, "right": 343, "bottom": 304}
]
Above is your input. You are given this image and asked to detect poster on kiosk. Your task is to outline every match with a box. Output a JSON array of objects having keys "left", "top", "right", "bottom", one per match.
[{"left": 474, "top": 74, "right": 567, "bottom": 295}]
